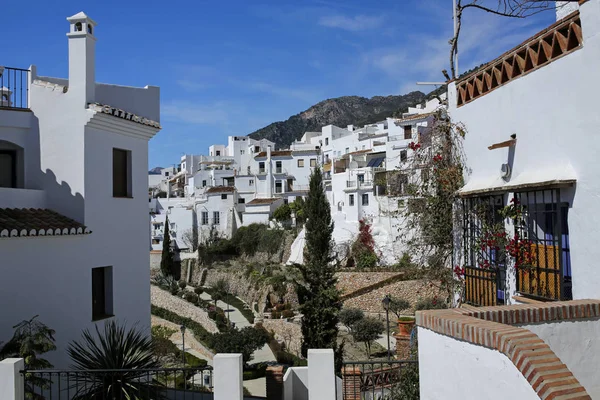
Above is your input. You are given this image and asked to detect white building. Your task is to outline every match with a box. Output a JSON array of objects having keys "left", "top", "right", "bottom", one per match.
[{"left": 0, "top": 12, "right": 160, "bottom": 367}]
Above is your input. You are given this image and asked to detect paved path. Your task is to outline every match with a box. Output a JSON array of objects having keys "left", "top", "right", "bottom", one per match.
[
  {"left": 244, "top": 377, "right": 266, "bottom": 397},
  {"left": 198, "top": 289, "right": 276, "bottom": 364}
]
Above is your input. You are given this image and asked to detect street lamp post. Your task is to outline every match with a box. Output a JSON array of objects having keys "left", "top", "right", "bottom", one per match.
[
  {"left": 381, "top": 295, "right": 392, "bottom": 361},
  {"left": 180, "top": 324, "right": 186, "bottom": 366}
]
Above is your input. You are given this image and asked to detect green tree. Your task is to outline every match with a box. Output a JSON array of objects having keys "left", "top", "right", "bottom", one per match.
[
  {"left": 351, "top": 317, "right": 385, "bottom": 358},
  {"left": 273, "top": 203, "right": 292, "bottom": 222},
  {"left": 0, "top": 315, "right": 56, "bottom": 400},
  {"left": 296, "top": 165, "right": 343, "bottom": 370},
  {"left": 67, "top": 321, "right": 163, "bottom": 400},
  {"left": 339, "top": 308, "right": 364, "bottom": 332},
  {"left": 161, "top": 215, "right": 175, "bottom": 277},
  {"left": 210, "top": 327, "right": 269, "bottom": 364},
  {"left": 388, "top": 297, "right": 411, "bottom": 319}
]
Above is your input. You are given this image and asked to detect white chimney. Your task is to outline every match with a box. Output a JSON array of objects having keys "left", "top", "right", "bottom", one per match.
[{"left": 66, "top": 12, "right": 97, "bottom": 108}]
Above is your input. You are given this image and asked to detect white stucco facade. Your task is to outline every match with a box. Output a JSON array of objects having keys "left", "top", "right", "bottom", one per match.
[
  {"left": 418, "top": 327, "right": 539, "bottom": 400},
  {"left": 451, "top": 0, "right": 600, "bottom": 301},
  {"left": 0, "top": 12, "right": 160, "bottom": 367}
]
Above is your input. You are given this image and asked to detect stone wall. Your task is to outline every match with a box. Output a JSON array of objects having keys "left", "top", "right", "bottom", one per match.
[
  {"left": 335, "top": 272, "right": 404, "bottom": 297},
  {"left": 262, "top": 319, "right": 302, "bottom": 357},
  {"left": 343, "top": 279, "right": 440, "bottom": 315}
]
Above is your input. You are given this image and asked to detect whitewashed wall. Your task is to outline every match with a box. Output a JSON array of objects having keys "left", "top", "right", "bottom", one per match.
[
  {"left": 418, "top": 327, "right": 539, "bottom": 400},
  {"left": 521, "top": 319, "right": 600, "bottom": 398},
  {"left": 449, "top": 0, "right": 600, "bottom": 300}
]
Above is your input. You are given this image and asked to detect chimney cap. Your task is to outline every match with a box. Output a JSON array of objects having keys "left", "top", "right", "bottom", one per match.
[{"left": 67, "top": 11, "right": 97, "bottom": 26}]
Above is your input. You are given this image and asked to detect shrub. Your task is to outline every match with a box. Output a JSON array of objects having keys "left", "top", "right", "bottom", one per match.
[
  {"left": 210, "top": 327, "right": 270, "bottom": 363},
  {"left": 183, "top": 292, "right": 197, "bottom": 303},
  {"left": 388, "top": 297, "right": 411, "bottom": 318},
  {"left": 151, "top": 305, "right": 213, "bottom": 349},
  {"left": 282, "top": 310, "right": 294, "bottom": 319},
  {"left": 339, "top": 308, "right": 365, "bottom": 331},
  {"left": 273, "top": 203, "right": 292, "bottom": 222},
  {"left": 243, "top": 363, "right": 268, "bottom": 380},
  {"left": 194, "top": 287, "right": 204, "bottom": 295},
  {"left": 276, "top": 351, "right": 307, "bottom": 366},
  {"left": 271, "top": 311, "right": 282, "bottom": 319},
  {"left": 351, "top": 317, "right": 385, "bottom": 358},
  {"left": 415, "top": 296, "right": 447, "bottom": 311},
  {"left": 178, "top": 281, "right": 187, "bottom": 290},
  {"left": 355, "top": 250, "right": 379, "bottom": 269}
]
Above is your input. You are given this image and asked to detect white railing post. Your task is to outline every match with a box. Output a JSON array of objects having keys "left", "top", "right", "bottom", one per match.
[
  {"left": 308, "top": 349, "right": 336, "bottom": 400},
  {"left": 0, "top": 358, "right": 24, "bottom": 400},
  {"left": 213, "top": 354, "right": 243, "bottom": 400}
]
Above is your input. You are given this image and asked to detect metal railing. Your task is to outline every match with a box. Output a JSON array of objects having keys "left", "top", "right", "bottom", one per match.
[
  {"left": 0, "top": 66, "right": 29, "bottom": 109},
  {"left": 342, "top": 360, "right": 419, "bottom": 400},
  {"left": 22, "top": 367, "right": 213, "bottom": 399},
  {"left": 346, "top": 180, "right": 357, "bottom": 188}
]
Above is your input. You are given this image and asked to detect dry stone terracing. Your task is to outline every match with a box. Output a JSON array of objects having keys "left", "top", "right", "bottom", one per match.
[
  {"left": 150, "top": 285, "right": 219, "bottom": 333},
  {"left": 342, "top": 278, "right": 440, "bottom": 314},
  {"left": 336, "top": 272, "right": 402, "bottom": 296},
  {"left": 151, "top": 315, "right": 214, "bottom": 361},
  {"left": 262, "top": 319, "right": 302, "bottom": 357}
]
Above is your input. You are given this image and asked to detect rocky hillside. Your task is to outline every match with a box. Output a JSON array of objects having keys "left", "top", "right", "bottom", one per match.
[{"left": 248, "top": 91, "right": 427, "bottom": 147}]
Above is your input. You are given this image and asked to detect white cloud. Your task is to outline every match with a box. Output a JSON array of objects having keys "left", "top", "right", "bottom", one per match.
[
  {"left": 245, "top": 81, "right": 319, "bottom": 103},
  {"left": 318, "top": 14, "right": 384, "bottom": 31}
]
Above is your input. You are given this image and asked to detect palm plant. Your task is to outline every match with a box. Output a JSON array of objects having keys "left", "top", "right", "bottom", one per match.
[{"left": 67, "top": 320, "right": 164, "bottom": 400}]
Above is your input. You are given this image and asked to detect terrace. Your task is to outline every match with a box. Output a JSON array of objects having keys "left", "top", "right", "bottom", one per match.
[{"left": 0, "top": 67, "right": 30, "bottom": 110}]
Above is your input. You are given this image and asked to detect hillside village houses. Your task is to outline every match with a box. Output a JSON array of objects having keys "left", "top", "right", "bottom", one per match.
[
  {"left": 148, "top": 94, "right": 443, "bottom": 263},
  {"left": 0, "top": 12, "right": 160, "bottom": 367}
]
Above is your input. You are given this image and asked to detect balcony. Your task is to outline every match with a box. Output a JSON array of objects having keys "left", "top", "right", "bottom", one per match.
[
  {"left": 0, "top": 67, "right": 30, "bottom": 110},
  {"left": 346, "top": 180, "right": 373, "bottom": 190}
]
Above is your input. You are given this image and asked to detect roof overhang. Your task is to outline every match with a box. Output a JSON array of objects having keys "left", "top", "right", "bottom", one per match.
[{"left": 458, "top": 164, "right": 577, "bottom": 197}]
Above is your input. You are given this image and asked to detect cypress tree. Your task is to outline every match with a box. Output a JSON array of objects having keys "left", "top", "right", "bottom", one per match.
[
  {"left": 160, "top": 215, "right": 175, "bottom": 277},
  {"left": 297, "top": 165, "right": 343, "bottom": 369}
]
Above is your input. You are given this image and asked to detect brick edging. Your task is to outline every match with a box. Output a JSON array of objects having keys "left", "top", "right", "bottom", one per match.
[{"left": 417, "top": 300, "right": 600, "bottom": 400}]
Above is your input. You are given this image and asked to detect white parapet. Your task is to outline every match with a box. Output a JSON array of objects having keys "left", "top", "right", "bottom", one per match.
[
  {"left": 0, "top": 358, "right": 24, "bottom": 400},
  {"left": 308, "top": 349, "right": 336, "bottom": 400},
  {"left": 213, "top": 353, "right": 243, "bottom": 400}
]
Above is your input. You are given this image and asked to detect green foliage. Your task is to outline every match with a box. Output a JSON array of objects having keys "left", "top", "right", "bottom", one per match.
[
  {"left": 296, "top": 166, "right": 343, "bottom": 370},
  {"left": 289, "top": 197, "right": 306, "bottom": 223},
  {"left": 339, "top": 308, "right": 365, "bottom": 331},
  {"left": 385, "top": 363, "right": 420, "bottom": 400},
  {"left": 152, "top": 272, "right": 178, "bottom": 293},
  {"left": 161, "top": 215, "right": 176, "bottom": 277},
  {"left": 350, "top": 317, "right": 385, "bottom": 358},
  {"left": 67, "top": 320, "right": 162, "bottom": 400},
  {"left": 415, "top": 296, "right": 447, "bottom": 311},
  {"left": 388, "top": 297, "right": 411, "bottom": 319},
  {"left": 243, "top": 364, "right": 268, "bottom": 380},
  {"left": 151, "top": 325, "right": 177, "bottom": 340},
  {"left": 354, "top": 250, "right": 379, "bottom": 270},
  {"left": 0, "top": 315, "right": 56, "bottom": 399},
  {"left": 273, "top": 203, "right": 292, "bottom": 222},
  {"left": 210, "top": 327, "right": 269, "bottom": 364},
  {"left": 178, "top": 281, "right": 187, "bottom": 290},
  {"left": 351, "top": 219, "right": 379, "bottom": 269},
  {"left": 194, "top": 287, "right": 204, "bottom": 295},
  {"left": 276, "top": 350, "right": 307, "bottom": 366}
]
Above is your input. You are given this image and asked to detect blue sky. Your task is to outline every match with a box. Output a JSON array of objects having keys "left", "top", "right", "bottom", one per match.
[{"left": 4, "top": 0, "right": 555, "bottom": 168}]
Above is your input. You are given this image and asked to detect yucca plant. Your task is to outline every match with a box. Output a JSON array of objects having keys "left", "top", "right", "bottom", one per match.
[{"left": 67, "top": 320, "right": 165, "bottom": 400}]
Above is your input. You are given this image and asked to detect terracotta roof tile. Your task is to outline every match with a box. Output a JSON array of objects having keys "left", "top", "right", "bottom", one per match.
[
  {"left": 0, "top": 208, "right": 91, "bottom": 238},
  {"left": 206, "top": 186, "right": 236, "bottom": 194},
  {"left": 247, "top": 198, "right": 280, "bottom": 205}
]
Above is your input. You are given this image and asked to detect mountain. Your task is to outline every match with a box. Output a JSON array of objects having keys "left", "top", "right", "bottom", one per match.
[
  {"left": 149, "top": 167, "right": 163, "bottom": 174},
  {"left": 248, "top": 91, "right": 427, "bottom": 147}
]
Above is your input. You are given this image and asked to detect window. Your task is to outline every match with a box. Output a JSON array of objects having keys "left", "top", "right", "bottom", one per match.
[
  {"left": 238, "top": 198, "right": 245, "bottom": 204},
  {"left": 400, "top": 150, "right": 407, "bottom": 162},
  {"left": 298, "top": 159, "right": 305, "bottom": 168},
  {"left": 276, "top": 161, "right": 282, "bottom": 174},
  {"left": 202, "top": 180, "right": 207, "bottom": 187},
  {"left": 349, "top": 194, "right": 355, "bottom": 206},
  {"left": 345, "top": 148, "right": 349, "bottom": 154},
  {"left": 241, "top": 150, "right": 245, "bottom": 155},
  {"left": 92, "top": 266, "right": 113, "bottom": 321},
  {"left": 362, "top": 193, "right": 369, "bottom": 206},
  {"left": 112, "top": 148, "right": 131, "bottom": 197},
  {"left": 259, "top": 162, "right": 265, "bottom": 173},
  {"left": 255, "top": 146, "right": 260, "bottom": 152},
  {"left": 284, "top": 199, "right": 289, "bottom": 205},
  {"left": 213, "top": 212, "right": 220, "bottom": 225},
  {"left": 216, "top": 150, "right": 221, "bottom": 156},
  {"left": 152, "top": 239, "right": 160, "bottom": 245},
  {"left": 201, "top": 212, "right": 209, "bottom": 225},
  {"left": 164, "top": 172, "right": 169, "bottom": 177},
  {"left": 310, "top": 159, "right": 316, "bottom": 167},
  {"left": 404, "top": 125, "right": 412, "bottom": 140},
  {"left": 275, "top": 181, "right": 283, "bottom": 193},
  {"left": 0, "top": 150, "right": 16, "bottom": 188},
  {"left": 325, "top": 138, "right": 329, "bottom": 146},
  {"left": 357, "top": 174, "right": 364, "bottom": 183},
  {"left": 249, "top": 179, "right": 254, "bottom": 186},
  {"left": 221, "top": 194, "right": 228, "bottom": 200}
]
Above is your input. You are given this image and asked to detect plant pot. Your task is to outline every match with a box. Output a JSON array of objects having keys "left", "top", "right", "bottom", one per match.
[{"left": 397, "top": 318, "right": 416, "bottom": 336}]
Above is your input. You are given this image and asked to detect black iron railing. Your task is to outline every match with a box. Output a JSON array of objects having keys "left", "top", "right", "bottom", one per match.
[
  {"left": 22, "top": 366, "right": 213, "bottom": 399},
  {"left": 0, "top": 66, "right": 29, "bottom": 109},
  {"left": 342, "top": 360, "right": 419, "bottom": 400}
]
